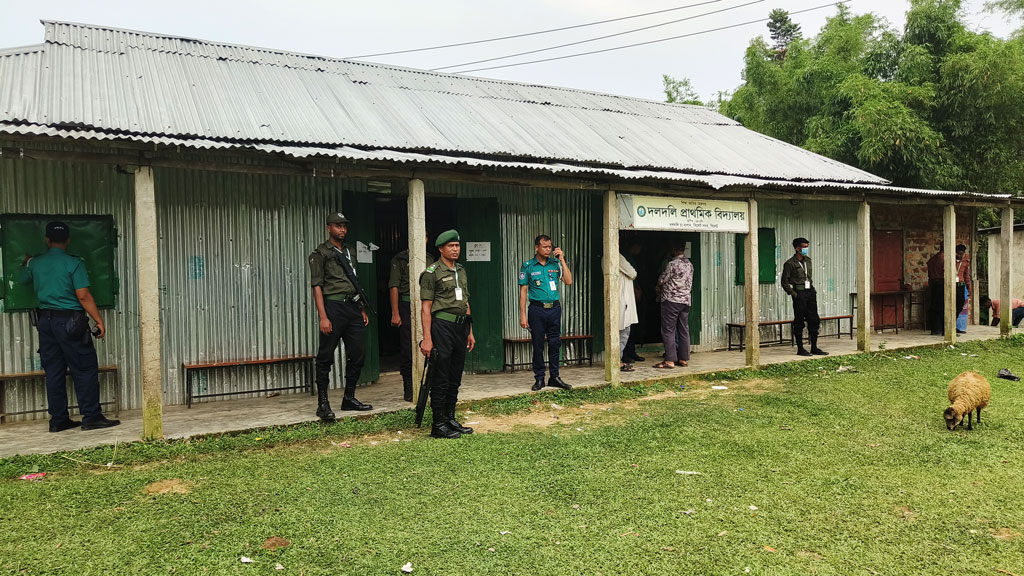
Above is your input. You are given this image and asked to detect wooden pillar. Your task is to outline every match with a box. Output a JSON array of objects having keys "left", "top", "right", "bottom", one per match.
[
  {"left": 743, "top": 198, "right": 760, "bottom": 367},
  {"left": 856, "top": 200, "right": 871, "bottom": 351},
  {"left": 603, "top": 190, "right": 621, "bottom": 385},
  {"left": 999, "top": 206, "right": 1014, "bottom": 337},
  {"left": 943, "top": 204, "right": 956, "bottom": 344},
  {"left": 135, "top": 166, "right": 163, "bottom": 441},
  {"left": 408, "top": 179, "right": 428, "bottom": 402},
  {"left": 969, "top": 208, "right": 978, "bottom": 325}
]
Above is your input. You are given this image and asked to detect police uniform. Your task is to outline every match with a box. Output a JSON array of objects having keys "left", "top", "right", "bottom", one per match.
[
  {"left": 388, "top": 248, "right": 434, "bottom": 401},
  {"left": 780, "top": 252, "right": 826, "bottom": 356},
  {"left": 309, "top": 212, "right": 371, "bottom": 419},
  {"left": 420, "top": 230, "right": 473, "bottom": 439},
  {"left": 518, "top": 256, "right": 568, "bottom": 388},
  {"left": 17, "top": 221, "right": 119, "bottom": 431}
]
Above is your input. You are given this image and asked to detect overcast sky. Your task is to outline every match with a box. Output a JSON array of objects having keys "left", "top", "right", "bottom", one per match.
[{"left": 2, "top": 0, "right": 1019, "bottom": 102}]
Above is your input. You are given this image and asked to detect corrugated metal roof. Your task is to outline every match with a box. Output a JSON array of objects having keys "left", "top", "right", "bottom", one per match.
[
  {"left": 0, "top": 122, "right": 1014, "bottom": 200},
  {"left": 0, "top": 20, "right": 892, "bottom": 184}
]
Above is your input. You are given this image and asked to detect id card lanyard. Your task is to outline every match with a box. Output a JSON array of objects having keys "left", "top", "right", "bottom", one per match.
[
  {"left": 453, "top": 267, "right": 463, "bottom": 301},
  {"left": 800, "top": 260, "right": 810, "bottom": 289}
]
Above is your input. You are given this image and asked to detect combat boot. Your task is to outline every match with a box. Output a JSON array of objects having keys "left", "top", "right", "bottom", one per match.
[
  {"left": 431, "top": 408, "right": 461, "bottom": 439},
  {"left": 795, "top": 335, "right": 812, "bottom": 357},
  {"left": 316, "top": 388, "right": 336, "bottom": 423},
  {"left": 402, "top": 376, "right": 414, "bottom": 402},
  {"left": 447, "top": 401, "right": 473, "bottom": 434},
  {"left": 341, "top": 382, "right": 373, "bottom": 411},
  {"left": 810, "top": 335, "right": 829, "bottom": 356}
]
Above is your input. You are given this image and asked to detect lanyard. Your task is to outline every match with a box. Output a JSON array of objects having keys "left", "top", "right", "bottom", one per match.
[
  {"left": 799, "top": 260, "right": 808, "bottom": 279},
  {"left": 453, "top": 267, "right": 460, "bottom": 289},
  {"left": 333, "top": 247, "right": 356, "bottom": 276}
]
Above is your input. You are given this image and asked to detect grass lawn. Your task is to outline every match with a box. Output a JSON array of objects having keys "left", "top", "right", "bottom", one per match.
[{"left": 2, "top": 338, "right": 1024, "bottom": 575}]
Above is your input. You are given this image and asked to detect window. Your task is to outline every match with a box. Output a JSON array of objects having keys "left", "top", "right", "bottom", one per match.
[
  {"left": 735, "top": 227, "right": 777, "bottom": 285},
  {"left": 0, "top": 214, "right": 118, "bottom": 311}
]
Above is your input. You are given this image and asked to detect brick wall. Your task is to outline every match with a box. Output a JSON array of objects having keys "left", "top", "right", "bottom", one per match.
[{"left": 872, "top": 205, "right": 972, "bottom": 290}]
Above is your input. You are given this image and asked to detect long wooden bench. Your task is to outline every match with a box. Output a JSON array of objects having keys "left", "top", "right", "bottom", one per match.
[
  {"left": 727, "top": 315, "right": 854, "bottom": 351},
  {"left": 0, "top": 365, "right": 120, "bottom": 423},
  {"left": 502, "top": 334, "right": 593, "bottom": 373},
  {"left": 183, "top": 354, "right": 314, "bottom": 408}
]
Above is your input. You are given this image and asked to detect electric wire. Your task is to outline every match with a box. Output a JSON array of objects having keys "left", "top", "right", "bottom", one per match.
[
  {"left": 450, "top": 1, "right": 847, "bottom": 74},
  {"left": 431, "top": 0, "right": 764, "bottom": 71},
  {"left": 346, "top": 0, "right": 726, "bottom": 59}
]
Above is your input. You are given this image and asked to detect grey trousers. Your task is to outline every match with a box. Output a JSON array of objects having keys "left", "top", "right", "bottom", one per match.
[{"left": 660, "top": 301, "right": 691, "bottom": 363}]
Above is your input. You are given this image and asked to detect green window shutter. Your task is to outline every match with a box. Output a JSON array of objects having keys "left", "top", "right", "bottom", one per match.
[{"left": 735, "top": 228, "right": 777, "bottom": 285}]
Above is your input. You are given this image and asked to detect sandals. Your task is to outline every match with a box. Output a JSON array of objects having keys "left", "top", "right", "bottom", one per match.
[
  {"left": 620, "top": 363, "right": 635, "bottom": 372},
  {"left": 653, "top": 361, "right": 675, "bottom": 369}
]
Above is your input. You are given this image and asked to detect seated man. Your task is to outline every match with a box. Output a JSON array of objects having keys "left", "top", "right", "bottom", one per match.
[{"left": 980, "top": 296, "right": 1024, "bottom": 328}]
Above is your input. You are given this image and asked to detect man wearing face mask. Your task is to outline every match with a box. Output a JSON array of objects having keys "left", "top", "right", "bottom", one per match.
[{"left": 781, "top": 237, "right": 828, "bottom": 357}]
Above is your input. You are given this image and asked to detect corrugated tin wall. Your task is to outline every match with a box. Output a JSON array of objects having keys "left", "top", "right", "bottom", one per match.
[
  {"left": 425, "top": 182, "right": 600, "bottom": 364},
  {"left": 1, "top": 157, "right": 139, "bottom": 421},
  {"left": 156, "top": 169, "right": 364, "bottom": 405},
  {"left": 698, "top": 199, "right": 858, "bottom": 349}
]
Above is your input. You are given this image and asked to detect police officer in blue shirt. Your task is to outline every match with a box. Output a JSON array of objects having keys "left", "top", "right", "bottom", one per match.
[
  {"left": 518, "top": 234, "right": 574, "bottom": 391},
  {"left": 18, "top": 221, "right": 120, "bottom": 432}
]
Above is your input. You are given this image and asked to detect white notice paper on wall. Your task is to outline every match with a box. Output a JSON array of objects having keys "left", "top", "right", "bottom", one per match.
[
  {"left": 466, "top": 242, "right": 491, "bottom": 262},
  {"left": 356, "top": 241, "right": 373, "bottom": 264},
  {"left": 683, "top": 242, "right": 692, "bottom": 259}
]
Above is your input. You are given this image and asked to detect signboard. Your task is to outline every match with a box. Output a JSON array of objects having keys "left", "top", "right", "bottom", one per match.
[
  {"left": 619, "top": 194, "right": 750, "bottom": 233},
  {"left": 466, "top": 242, "right": 491, "bottom": 262}
]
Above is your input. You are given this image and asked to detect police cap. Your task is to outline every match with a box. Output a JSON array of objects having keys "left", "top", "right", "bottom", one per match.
[
  {"left": 435, "top": 229, "right": 460, "bottom": 247},
  {"left": 326, "top": 212, "right": 349, "bottom": 225},
  {"left": 46, "top": 221, "right": 70, "bottom": 243}
]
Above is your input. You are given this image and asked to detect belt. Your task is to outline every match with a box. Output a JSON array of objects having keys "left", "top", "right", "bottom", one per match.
[
  {"left": 325, "top": 293, "right": 359, "bottom": 303},
  {"left": 433, "top": 311, "right": 468, "bottom": 324},
  {"left": 792, "top": 286, "right": 813, "bottom": 291},
  {"left": 530, "top": 300, "right": 560, "bottom": 309},
  {"left": 38, "top": 309, "right": 82, "bottom": 317},
  {"left": 399, "top": 294, "right": 411, "bottom": 302}
]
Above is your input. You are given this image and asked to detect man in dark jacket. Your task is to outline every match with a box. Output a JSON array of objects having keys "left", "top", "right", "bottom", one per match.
[{"left": 780, "top": 237, "right": 828, "bottom": 357}]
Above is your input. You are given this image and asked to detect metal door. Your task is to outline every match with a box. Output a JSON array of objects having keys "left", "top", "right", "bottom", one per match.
[
  {"left": 343, "top": 190, "right": 380, "bottom": 383},
  {"left": 457, "top": 198, "right": 503, "bottom": 372}
]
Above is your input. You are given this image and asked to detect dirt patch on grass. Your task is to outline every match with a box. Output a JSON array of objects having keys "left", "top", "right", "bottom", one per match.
[
  {"left": 262, "top": 536, "right": 290, "bottom": 551},
  {"left": 797, "top": 549, "right": 824, "bottom": 560},
  {"left": 990, "top": 528, "right": 1022, "bottom": 541},
  {"left": 143, "top": 478, "right": 192, "bottom": 495},
  {"left": 896, "top": 506, "right": 917, "bottom": 520}
]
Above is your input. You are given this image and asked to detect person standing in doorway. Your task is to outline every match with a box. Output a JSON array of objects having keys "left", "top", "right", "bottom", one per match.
[
  {"left": 927, "top": 243, "right": 945, "bottom": 335},
  {"left": 621, "top": 241, "right": 645, "bottom": 363},
  {"left": 18, "top": 221, "right": 120, "bottom": 431},
  {"left": 781, "top": 237, "right": 828, "bottom": 356},
  {"left": 309, "top": 212, "right": 373, "bottom": 422},
  {"left": 419, "top": 230, "right": 476, "bottom": 439},
  {"left": 955, "top": 244, "right": 971, "bottom": 334},
  {"left": 388, "top": 239, "right": 434, "bottom": 402},
  {"left": 618, "top": 254, "right": 639, "bottom": 372},
  {"left": 518, "top": 234, "right": 574, "bottom": 391},
  {"left": 652, "top": 242, "right": 693, "bottom": 369}
]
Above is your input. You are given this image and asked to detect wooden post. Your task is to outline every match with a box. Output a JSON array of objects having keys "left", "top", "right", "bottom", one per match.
[
  {"left": 135, "top": 166, "right": 163, "bottom": 441},
  {"left": 999, "top": 206, "right": 1014, "bottom": 337},
  {"left": 603, "top": 190, "right": 621, "bottom": 385},
  {"left": 856, "top": 201, "right": 871, "bottom": 351},
  {"left": 943, "top": 204, "right": 956, "bottom": 344},
  {"left": 408, "top": 179, "right": 428, "bottom": 402},
  {"left": 744, "top": 198, "right": 760, "bottom": 367},
  {"left": 970, "top": 207, "right": 978, "bottom": 326}
]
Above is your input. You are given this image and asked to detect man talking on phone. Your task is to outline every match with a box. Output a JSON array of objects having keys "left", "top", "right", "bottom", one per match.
[{"left": 518, "top": 234, "right": 574, "bottom": 391}]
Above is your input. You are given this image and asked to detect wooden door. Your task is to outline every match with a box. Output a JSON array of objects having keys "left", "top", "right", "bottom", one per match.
[{"left": 872, "top": 230, "right": 904, "bottom": 328}]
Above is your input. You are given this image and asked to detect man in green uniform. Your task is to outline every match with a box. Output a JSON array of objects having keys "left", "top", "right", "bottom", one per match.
[
  {"left": 419, "top": 230, "right": 476, "bottom": 439},
  {"left": 388, "top": 239, "right": 434, "bottom": 402},
  {"left": 518, "top": 234, "right": 574, "bottom": 391},
  {"left": 18, "top": 221, "right": 120, "bottom": 431},
  {"left": 309, "top": 212, "right": 373, "bottom": 422},
  {"left": 781, "top": 237, "right": 828, "bottom": 357}
]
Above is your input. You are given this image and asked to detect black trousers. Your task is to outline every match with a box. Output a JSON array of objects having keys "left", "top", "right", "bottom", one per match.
[
  {"left": 928, "top": 280, "right": 944, "bottom": 333},
  {"left": 622, "top": 323, "right": 639, "bottom": 360},
  {"left": 398, "top": 300, "right": 412, "bottom": 384},
  {"left": 315, "top": 300, "right": 366, "bottom": 394},
  {"left": 429, "top": 317, "right": 469, "bottom": 412},
  {"left": 528, "top": 303, "right": 561, "bottom": 379},
  {"left": 792, "top": 289, "right": 821, "bottom": 340},
  {"left": 36, "top": 310, "right": 103, "bottom": 423}
]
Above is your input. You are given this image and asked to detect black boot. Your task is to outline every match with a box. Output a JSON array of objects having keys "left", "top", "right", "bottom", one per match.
[
  {"left": 402, "top": 376, "right": 414, "bottom": 402},
  {"left": 448, "top": 401, "right": 473, "bottom": 434},
  {"left": 316, "top": 388, "right": 336, "bottom": 422},
  {"left": 810, "top": 335, "right": 828, "bottom": 356},
  {"left": 795, "top": 335, "right": 812, "bottom": 357},
  {"left": 531, "top": 376, "right": 546, "bottom": 391},
  {"left": 431, "top": 408, "right": 461, "bottom": 439},
  {"left": 341, "top": 395, "right": 373, "bottom": 411},
  {"left": 548, "top": 376, "right": 572, "bottom": 390}
]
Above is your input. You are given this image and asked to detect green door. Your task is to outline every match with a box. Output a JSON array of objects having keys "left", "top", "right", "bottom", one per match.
[
  {"left": 342, "top": 190, "right": 380, "bottom": 383},
  {"left": 457, "top": 198, "right": 503, "bottom": 372}
]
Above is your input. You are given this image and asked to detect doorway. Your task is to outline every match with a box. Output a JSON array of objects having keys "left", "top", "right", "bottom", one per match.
[{"left": 871, "top": 229, "right": 905, "bottom": 329}]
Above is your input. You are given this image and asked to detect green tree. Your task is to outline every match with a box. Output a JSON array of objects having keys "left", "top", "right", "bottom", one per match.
[
  {"left": 662, "top": 75, "right": 703, "bottom": 105},
  {"left": 767, "top": 8, "right": 802, "bottom": 52}
]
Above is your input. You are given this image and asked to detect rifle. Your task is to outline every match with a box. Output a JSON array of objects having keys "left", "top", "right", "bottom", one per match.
[
  {"left": 414, "top": 349, "right": 432, "bottom": 428},
  {"left": 333, "top": 247, "right": 377, "bottom": 316}
]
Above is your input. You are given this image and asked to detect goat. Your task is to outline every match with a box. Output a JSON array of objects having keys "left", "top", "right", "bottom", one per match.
[{"left": 943, "top": 371, "right": 991, "bottom": 431}]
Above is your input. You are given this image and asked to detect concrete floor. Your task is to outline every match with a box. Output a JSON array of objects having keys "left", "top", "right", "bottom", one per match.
[{"left": 0, "top": 326, "right": 1015, "bottom": 458}]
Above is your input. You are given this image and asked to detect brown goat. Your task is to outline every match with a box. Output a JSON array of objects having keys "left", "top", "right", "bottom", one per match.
[{"left": 943, "top": 371, "right": 991, "bottom": 431}]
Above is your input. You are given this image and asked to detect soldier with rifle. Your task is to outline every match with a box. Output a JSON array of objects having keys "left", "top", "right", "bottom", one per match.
[{"left": 309, "top": 212, "right": 374, "bottom": 421}]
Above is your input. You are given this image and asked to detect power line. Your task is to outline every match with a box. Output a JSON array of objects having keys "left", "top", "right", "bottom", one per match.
[
  {"left": 346, "top": 1, "right": 727, "bottom": 59},
  {"left": 432, "top": 0, "right": 763, "bottom": 71},
  {"left": 451, "top": 1, "right": 847, "bottom": 74}
]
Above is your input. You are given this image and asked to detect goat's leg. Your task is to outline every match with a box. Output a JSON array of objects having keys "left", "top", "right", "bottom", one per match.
[
  {"left": 976, "top": 407, "right": 982, "bottom": 424},
  {"left": 967, "top": 411, "right": 973, "bottom": 431}
]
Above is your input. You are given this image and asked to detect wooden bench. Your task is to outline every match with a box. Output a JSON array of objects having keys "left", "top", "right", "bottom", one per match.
[
  {"left": 502, "top": 334, "right": 593, "bottom": 373},
  {"left": 0, "top": 365, "right": 120, "bottom": 423},
  {"left": 183, "top": 355, "right": 314, "bottom": 408},
  {"left": 727, "top": 315, "right": 854, "bottom": 351}
]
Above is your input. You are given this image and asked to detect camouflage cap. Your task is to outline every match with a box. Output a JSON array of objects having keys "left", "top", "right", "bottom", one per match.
[{"left": 326, "top": 212, "right": 349, "bottom": 224}]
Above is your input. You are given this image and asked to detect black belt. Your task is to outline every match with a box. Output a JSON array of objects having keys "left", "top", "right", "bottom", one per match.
[
  {"left": 529, "top": 300, "right": 560, "bottom": 309},
  {"left": 38, "top": 309, "right": 82, "bottom": 317},
  {"left": 325, "top": 294, "right": 359, "bottom": 303}
]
